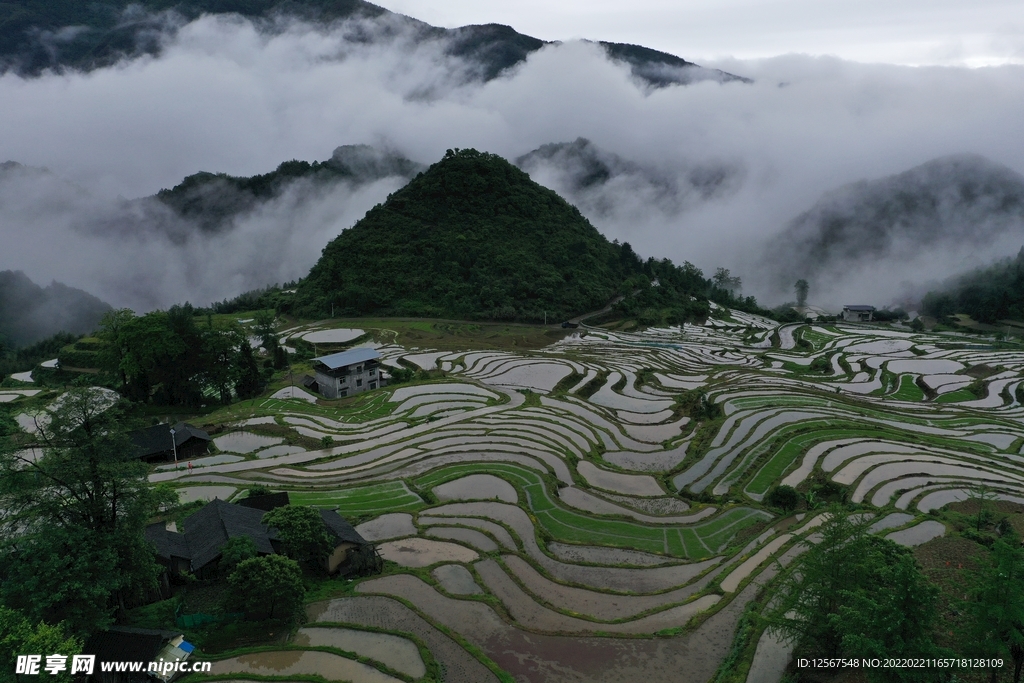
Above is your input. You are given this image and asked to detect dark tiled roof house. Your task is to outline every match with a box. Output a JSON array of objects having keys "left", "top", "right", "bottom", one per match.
[
  {"left": 146, "top": 497, "right": 370, "bottom": 579},
  {"left": 131, "top": 423, "right": 211, "bottom": 463}
]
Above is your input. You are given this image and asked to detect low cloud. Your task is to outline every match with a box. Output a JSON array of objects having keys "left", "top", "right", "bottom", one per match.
[{"left": 0, "top": 13, "right": 1022, "bottom": 312}]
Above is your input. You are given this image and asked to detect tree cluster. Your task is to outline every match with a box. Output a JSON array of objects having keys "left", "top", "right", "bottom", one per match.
[
  {"left": 0, "top": 331, "right": 78, "bottom": 377},
  {"left": 96, "top": 305, "right": 267, "bottom": 407},
  {"left": 922, "top": 246, "right": 1024, "bottom": 324},
  {"left": 765, "top": 509, "right": 940, "bottom": 679},
  {"left": 0, "top": 389, "right": 165, "bottom": 637}
]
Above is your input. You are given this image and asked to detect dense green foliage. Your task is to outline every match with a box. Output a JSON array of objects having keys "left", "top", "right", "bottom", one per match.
[
  {"left": 0, "top": 607, "right": 81, "bottom": 683},
  {"left": 297, "top": 149, "right": 667, "bottom": 321},
  {"left": 0, "top": 389, "right": 163, "bottom": 636},
  {"left": 226, "top": 554, "right": 305, "bottom": 619},
  {"left": 965, "top": 538, "right": 1024, "bottom": 681},
  {"left": 763, "top": 485, "right": 801, "bottom": 511},
  {"left": 219, "top": 536, "right": 258, "bottom": 574},
  {"left": 97, "top": 305, "right": 266, "bottom": 406},
  {"left": 0, "top": 331, "right": 78, "bottom": 377},
  {"left": 765, "top": 508, "right": 941, "bottom": 673},
  {"left": 923, "top": 246, "right": 1024, "bottom": 324},
  {"left": 261, "top": 505, "right": 333, "bottom": 568}
]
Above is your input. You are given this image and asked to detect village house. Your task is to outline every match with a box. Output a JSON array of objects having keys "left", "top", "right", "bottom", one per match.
[
  {"left": 310, "top": 348, "right": 385, "bottom": 399},
  {"left": 130, "top": 422, "right": 211, "bottom": 464},
  {"left": 145, "top": 495, "right": 373, "bottom": 580},
  {"left": 842, "top": 305, "right": 876, "bottom": 322}
]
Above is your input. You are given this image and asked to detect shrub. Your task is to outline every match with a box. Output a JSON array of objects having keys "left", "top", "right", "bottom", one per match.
[
  {"left": 226, "top": 555, "right": 305, "bottom": 619},
  {"left": 764, "top": 485, "right": 801, "bottom": 511}
]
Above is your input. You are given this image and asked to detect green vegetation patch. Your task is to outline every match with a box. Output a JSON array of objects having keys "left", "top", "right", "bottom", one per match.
[
  {"left": 415, "top": 462, "right": 768, "bottom": 559},
  {"left": 289, "top": 483, "right": 422, "bottom": 516}
]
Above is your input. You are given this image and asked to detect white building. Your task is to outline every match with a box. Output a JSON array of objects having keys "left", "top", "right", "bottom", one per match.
[
  {"left": 312, "top": 348, "right": 386, "bottom": 399},
  {"left": 842, "top": 305, "right": 875, "bottom": 322}
]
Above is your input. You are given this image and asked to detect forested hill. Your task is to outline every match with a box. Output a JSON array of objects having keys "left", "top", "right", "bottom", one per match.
[
  {"left": 922, "top": 247, "right": 1024, "bottom": 324},
  {"left": 0, "top": 270, "right": 111, "bottom": 348},
  {"left": 0, "top": 1, "right": 746, "bottom": 87},
  {"left": 296, "top": 149, "right": 698, "bottom": 322}
]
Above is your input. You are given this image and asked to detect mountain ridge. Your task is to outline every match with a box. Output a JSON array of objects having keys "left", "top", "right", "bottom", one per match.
[
  {"left": 0, "top": 270, "right": 112, "bottom": 348},
  {"left": 0, "top": 0, "right": 748, "bottom": 87},
  {"left": 762, "top": 153, "right": 1024, "bottom": 291}
]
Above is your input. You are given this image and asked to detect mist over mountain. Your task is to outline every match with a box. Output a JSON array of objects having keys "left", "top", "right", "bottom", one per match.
[
  {"left": 516, "top": 138, "right": 743, "bottom": 220},
  {"left": 153, "top": 144, "right": 423, "bottom": 232},
  {"left": 0, "top": 0, "right": 743, "bottom": 89},
  {"left": 0, "top": 151, "right": 411, "bottom": 312},
  {"left": 759, "top": 154, "right": 1024, "bottom": 304},
  {"left": 1, "top": 3, "right": 1022, "bottom": 315},
  {"left": 0, "top": 270, "right": 111, "bottom": 348}
]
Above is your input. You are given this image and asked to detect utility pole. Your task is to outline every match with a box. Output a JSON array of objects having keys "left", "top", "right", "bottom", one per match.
[{"left": 170, "top": 427, "right": 178, "bottom": 470}]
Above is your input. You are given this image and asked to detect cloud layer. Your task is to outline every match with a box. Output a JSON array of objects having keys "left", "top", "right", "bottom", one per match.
[{"left": 1, "top": 13, "right": 1022, "bottom": 312}]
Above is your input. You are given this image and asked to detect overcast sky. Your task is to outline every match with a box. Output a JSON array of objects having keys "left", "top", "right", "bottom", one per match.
[{"left": 376, "top": 0, "right": 1024, "bottom": 67}]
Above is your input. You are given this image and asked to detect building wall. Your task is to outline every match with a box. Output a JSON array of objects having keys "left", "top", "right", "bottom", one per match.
[
  {"left": 326, "top": 542, "right": 357, "bottom": 574},
  {"left": 314, "top": 363, "right": 386, "bottom": 399},
  {"left": 842, "top": 309, "right": 873, "bottom": 322}
]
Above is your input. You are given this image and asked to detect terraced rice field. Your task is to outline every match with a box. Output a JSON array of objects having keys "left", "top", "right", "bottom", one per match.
[{"left": 140, "top": 313, "right": 1024, "bottom": 683}]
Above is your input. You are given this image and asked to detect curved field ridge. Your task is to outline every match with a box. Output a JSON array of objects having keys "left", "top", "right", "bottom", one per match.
[{"left": 152, "top": 315, "right": 1024, "bottom": 683}]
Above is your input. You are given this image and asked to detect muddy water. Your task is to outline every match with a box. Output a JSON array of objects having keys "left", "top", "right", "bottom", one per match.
[
  {"left": 432, "top": 564, "right": 484, "bottom": 595},
  {"left": 213, "top": 431, "right": 284, "bottom": 454},
  {"left": 433, "top": 474, "right": 517, "bottom": 503},
  {"left": 886, "top": 521, "right": 946, "bottom": 547},
  {"left": 378, "top": 537, "right": 479, "bottom": 567},
  {"left": 211, "top": 650, "right": 401, "bottom": 683},
  {"left": 293, "top": 627, "right": 425, "bottom": 678}
]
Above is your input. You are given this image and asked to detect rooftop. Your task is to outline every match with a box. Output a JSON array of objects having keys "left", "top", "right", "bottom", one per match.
[
  {"left": 131, "top": 422, "right": 211, "bottom": 459},
  {"left": 313, "top": 347, "right": 380, "bottom": 370},
  {"left": 843, "top": 305, "right": 876, "bottom": 311}
]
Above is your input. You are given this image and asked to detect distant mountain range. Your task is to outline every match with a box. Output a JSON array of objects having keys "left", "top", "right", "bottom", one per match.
[
  {"left": 515, "top": 138, "right": 743, "bottom": 218},
  {"left": 762, "top": 154, "right": 1024, "bottom": 290},
  {"left": 0, "top": 270, "right": 111, "bottom": 348},
  {"left": 154, "top": 145, "right": 424, "bottom": 232},
  {"left": 0, "top": 0, "right": 748, "bottom": 88},
  {"left": 142, "top": 138, "right": 744, "bottom": 235}
]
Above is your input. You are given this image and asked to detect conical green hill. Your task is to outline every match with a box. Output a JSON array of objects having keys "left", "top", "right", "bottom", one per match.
[{"left": 296, "top": 148, "right": 645, "bottom": 321}]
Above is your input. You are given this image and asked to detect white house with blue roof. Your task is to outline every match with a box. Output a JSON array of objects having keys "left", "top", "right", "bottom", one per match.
[{"left": 311, "top": 348, "right": 385, "bottom": 398}]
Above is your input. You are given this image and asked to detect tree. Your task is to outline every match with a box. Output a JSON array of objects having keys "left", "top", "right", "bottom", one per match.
[
  {"left": 252, "top": 310, "right": 277, "bottom": 350},
  {"left": 969, "top": 483, "right": 999, "bottom": 532},
  {"left": 712, "top": 267, "right": 742, "bottom": 293},
  {"left": 965, "top": 539, "right": 1024, "bottom": 683},
  {"left": 835, "top": 551, "right": 940, "bottom": 682},
  {"left": 0, "top": 607, "right": 82, "bottom": 683},
  {"left": 262, "top": 505, "right": 333, "bottom": 568},
  {"left": 0, "top": 388, "right": 160, "bottom": 636},
  {"left": 220, "top": 536, "right": 258, "bottom": 575},
  {"left": 226, "top": 555, "right": 305, "bottom": 619},
  {"left": 794, "top": 279, "right": 809, "bottom": 308},
  {"left": 764, "top": 485, "right": 801, "bottom": 511},
  {"left": 764, "top": 507, "right": 938, "bottom": 665},
  {"left": 95, "top": 308, "right": 136, "bottom": 393},
  {"left": 234, "top": 342, "right": 262, "bottom": 400}
]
